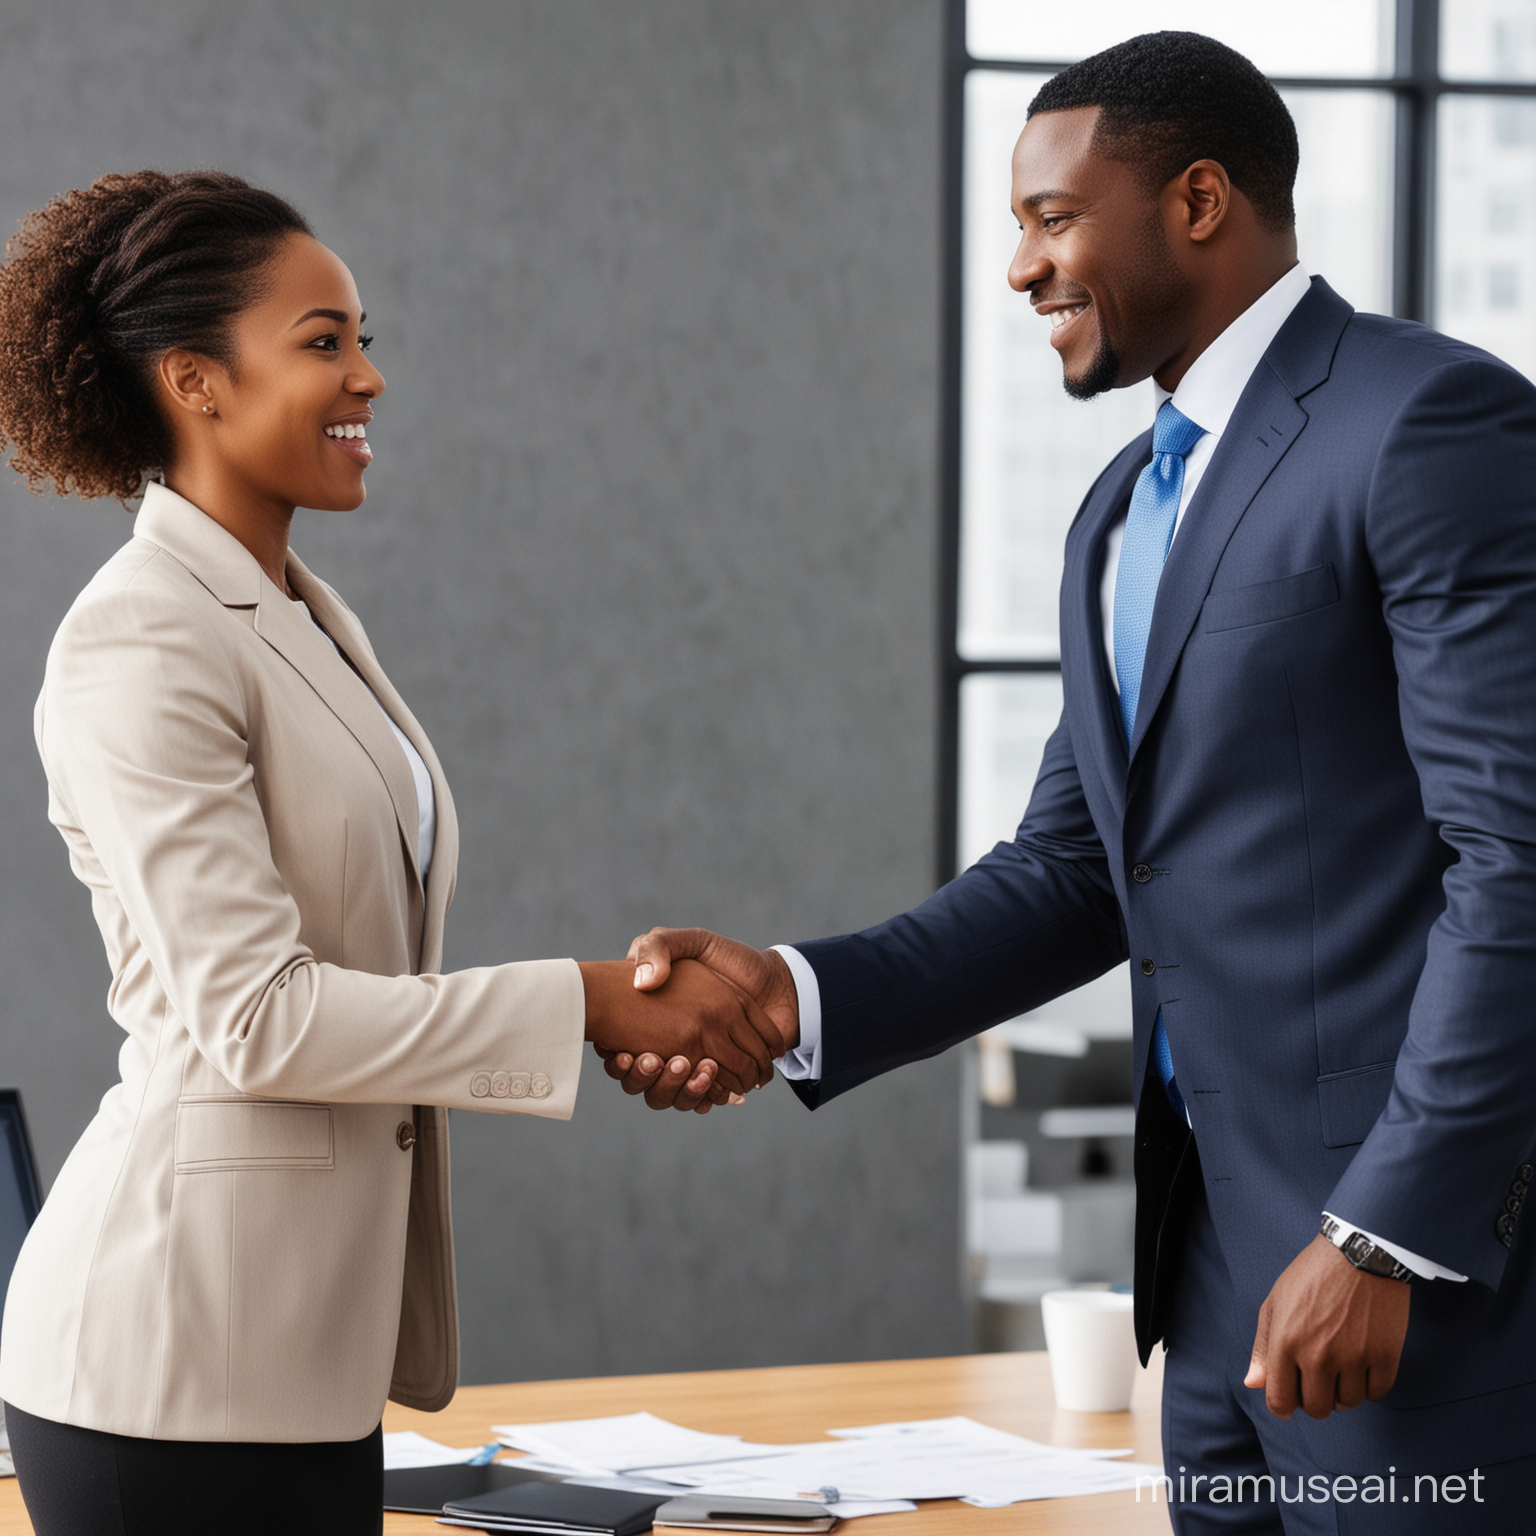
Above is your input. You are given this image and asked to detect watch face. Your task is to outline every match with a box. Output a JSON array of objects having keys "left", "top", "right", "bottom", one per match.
[{"left": 1343, "top": 1232, "right": 1373, "bottom": 1266}]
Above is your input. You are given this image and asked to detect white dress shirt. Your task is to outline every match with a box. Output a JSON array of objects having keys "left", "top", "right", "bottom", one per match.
[{"left": 777, "top": 264, "right": 1463, "bottom": 1282}]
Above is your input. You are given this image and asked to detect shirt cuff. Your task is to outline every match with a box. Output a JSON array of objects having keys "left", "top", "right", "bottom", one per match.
[
  {"left": 770, "top": 944, "right": 822, "bottom": 1081},
  {"left": 1322, "top": 1212, "right": 1468, "bottom": 1282}
]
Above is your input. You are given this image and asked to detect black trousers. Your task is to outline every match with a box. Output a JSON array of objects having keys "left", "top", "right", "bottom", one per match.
[{"left": 5, "top": 1403, "right": 383, "bottom": 1536}]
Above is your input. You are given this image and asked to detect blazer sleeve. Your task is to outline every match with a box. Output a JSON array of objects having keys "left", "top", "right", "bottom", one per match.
[
  {"left": 36, "top": 580, "right": 586, "bottom": 1116},
  {"left": 1324, "top": 355, "right": 1536, "bottom": 1288},
  {"left": 790, "top": 707, "right": 1127, "bottom": 1107}
]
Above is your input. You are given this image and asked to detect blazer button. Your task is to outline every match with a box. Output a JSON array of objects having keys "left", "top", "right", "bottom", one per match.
[
  {"left": 1140, "top": 958, "right": 1157, "bottom": 976},
  {"left": 1132, "top": 863, "right": 1153, "bottom": 883},
  {"left": 1521, "top": 1164, "right": 1535, "bottom": 1182},
  {"left": 1513, "top": 1179, "right": 1529, "bottom": 1197},
  {"left": 530, "top": 1074, "right": 552, "bottom": 1099},
  {"left": 1497, "top": 1213, "right": 1517, "bottom": 1242},
  {"left": 1507, "top": 1195, "right": 1523, "bottom": 1215},
  {"left": 396, "top": 1121, "right": 417, "bottom": 1151}
]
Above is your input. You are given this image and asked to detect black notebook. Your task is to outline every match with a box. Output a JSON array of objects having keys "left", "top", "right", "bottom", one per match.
[
  {"left": 383, "top": 1459, "right": 557, "bottom": 1516},
  {"left": 438, "top": 1479, "right": 668, "bottom": 1534}
]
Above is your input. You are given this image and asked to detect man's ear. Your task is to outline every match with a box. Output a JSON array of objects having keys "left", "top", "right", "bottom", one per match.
[
  {"left": 157, "top": 348, "right": 221, "bottom": 419},
  {"left": 1177, "top": 160, "right": 1232, "bottom": 245}
]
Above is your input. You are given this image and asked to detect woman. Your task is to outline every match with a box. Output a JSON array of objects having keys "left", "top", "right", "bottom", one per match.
[{"left": 0, "top": 170, "right": 774, "bottom": 1534}]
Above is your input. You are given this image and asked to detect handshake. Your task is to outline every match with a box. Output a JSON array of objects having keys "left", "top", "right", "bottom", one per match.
[{"left": 579, "top": 927, "right": 801, "bottom": 1114}]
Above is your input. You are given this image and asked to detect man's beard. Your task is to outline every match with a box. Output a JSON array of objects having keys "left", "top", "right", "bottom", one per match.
[
  {"left": 1062, "top": 331, "right": 1120, "bottom": 400},
  {"left": 1060, "top": 208, "right": 1189, "bottom": 402}
]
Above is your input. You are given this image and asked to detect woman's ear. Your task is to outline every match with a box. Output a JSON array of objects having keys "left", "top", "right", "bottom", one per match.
[{"left": 157, "top": 348, "right": 220, "bottom": 419}]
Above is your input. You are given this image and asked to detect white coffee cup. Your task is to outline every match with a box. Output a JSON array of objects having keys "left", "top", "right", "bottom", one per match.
[{"left": 1040, "top": 1288, "right": 1138, "bottom": 1412}]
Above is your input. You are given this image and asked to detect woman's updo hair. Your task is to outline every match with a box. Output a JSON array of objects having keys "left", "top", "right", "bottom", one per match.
[{"left": 0, "top": 169, "right": 311, "bottom": 502}]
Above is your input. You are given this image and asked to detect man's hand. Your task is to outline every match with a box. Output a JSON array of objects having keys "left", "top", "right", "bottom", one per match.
[
  {"left": 579, "top": 956, "right": 780, "bottom": 1100},
  {"left": 595, "top": 928, "right": 802, "bottom": 1112},
  {"left": 1245, "top": 1235, "right": 1411, "bottom": 1420},
  {"left": 596, "top": 1051, "right": 745, "bottom": 1115}
]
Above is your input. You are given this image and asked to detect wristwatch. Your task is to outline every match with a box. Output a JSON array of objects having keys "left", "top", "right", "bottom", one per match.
[{"left": 1319, "top": 1215, "right": 1414, "bottom": 1283}]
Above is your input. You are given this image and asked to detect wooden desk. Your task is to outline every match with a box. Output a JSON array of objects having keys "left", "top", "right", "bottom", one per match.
[{"left": 0, "top": 1352, "right": 1168, "bottom": 1533}]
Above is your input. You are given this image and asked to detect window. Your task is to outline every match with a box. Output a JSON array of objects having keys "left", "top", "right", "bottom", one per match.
[{"left": 945, "top": 0, "right": 1536, "bottom": 936}]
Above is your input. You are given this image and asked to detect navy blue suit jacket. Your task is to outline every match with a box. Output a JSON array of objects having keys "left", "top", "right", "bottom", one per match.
[{"left": 794, "top": 279, "right": 1536, "bottom": 1470}]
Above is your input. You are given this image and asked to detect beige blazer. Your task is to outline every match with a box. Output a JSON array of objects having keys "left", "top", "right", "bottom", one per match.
[{"left": 0, "top": 483, "right": 584, "bottom": 1442}]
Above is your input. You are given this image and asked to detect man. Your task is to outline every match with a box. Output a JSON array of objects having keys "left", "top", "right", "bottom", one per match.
[{"left": 607, "top": 32, "right": 1536, "bottom": 1533}]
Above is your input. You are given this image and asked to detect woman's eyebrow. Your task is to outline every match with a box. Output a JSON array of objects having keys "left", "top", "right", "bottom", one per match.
[{"left": 290, "top": 307, "right": 365, "bottom": 329}]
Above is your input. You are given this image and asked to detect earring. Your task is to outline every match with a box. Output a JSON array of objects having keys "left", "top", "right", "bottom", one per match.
[{"left": 202, "top": 404, "right": 215, "bottom": 416}]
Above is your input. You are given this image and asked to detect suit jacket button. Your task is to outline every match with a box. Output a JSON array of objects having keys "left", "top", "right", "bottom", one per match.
[
  {"left": 530, "top": 1074, "right": 552, "bottom": 1099},
  {"left": 1507, "top": 1195, "right": 1523, "bottom": 1215},
  {"left": 1132, "top": 863, "right": 1153, "bottom": 883},
  {"left": 396, "top": 1121, "right": 417, "bottom": 1151},
  {"left": 470, "top": 1072, "right": 492, "bottom": 1098},
  {"left": 1521, "top": 1164, "right": 1534, "bottom": 1182},
  {"left": 1498, "top": 1213, "right": 1517, "bottom": 1241},
  {"left": 1513, "top": 1179, "right": 1529, "bottom": 1197},
  {"left": 1141, "top": 958, "right": 1157, "bottom": 975}
]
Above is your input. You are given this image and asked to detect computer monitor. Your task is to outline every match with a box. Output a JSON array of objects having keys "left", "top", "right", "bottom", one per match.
[{"left": 0, "top": 1091, "right": 42, "bottom": 1336}]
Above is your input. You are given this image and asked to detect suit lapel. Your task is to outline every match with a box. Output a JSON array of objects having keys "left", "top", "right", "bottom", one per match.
[
  {"left": 254, "top": 574, "right": 425, "bottom": 897},
  {"left": 291, "top": 564, "right": 460, "bottom": 965},
  {"left": 1126, "top": 278, "right": 1351, "bottom": 760},
  {"left": 1061, "top": 439, "right": 1145, "bottom": 818},
  {"left": 1128, "top": 377, "right": 1309, "bottom": 757}
]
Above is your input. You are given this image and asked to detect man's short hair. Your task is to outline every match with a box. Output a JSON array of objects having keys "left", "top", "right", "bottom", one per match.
[{"left": 1028, "top": 32, "right": 1298, "bottom": 232}]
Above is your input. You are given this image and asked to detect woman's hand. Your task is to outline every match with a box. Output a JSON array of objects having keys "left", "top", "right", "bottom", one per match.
[
  {"left": 595, "top": 928, "right": 803, "bottom": 1113},
  {"left": 579, "top": 957, "right": 780, "bottom": 1099}
]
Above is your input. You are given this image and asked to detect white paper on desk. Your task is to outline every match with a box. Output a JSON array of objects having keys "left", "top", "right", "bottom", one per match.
[
  {"left": 960, "top": 1461, "right": 1166, "bottom": 1506},
  {"left": 559, "top": 1472, "right": 703, "bottom": 1496},
  {"left": 381, "top": 1430, "right": 484, "bottom": 1469},
  {"left": 493, "top": 1412, "right": 754, "bottom": 1475},
  {"left": 654, "top": 1417, "right": 1153, "bottom": 1505},
  {"left": 828, "top": 1415, "right": 1130, "bottom": 1458}
]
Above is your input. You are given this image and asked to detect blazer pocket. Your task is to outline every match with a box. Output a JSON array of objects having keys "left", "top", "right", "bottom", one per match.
[
  {"left": 1316, "top": 1061, "right": 1395, "bottom": 1149},
  {"left": 174, "top": 1096, "right": 334, "bottom": 1172},
  {"left": 1202, "top": 562, "right": 1339, "bottom": 633}
]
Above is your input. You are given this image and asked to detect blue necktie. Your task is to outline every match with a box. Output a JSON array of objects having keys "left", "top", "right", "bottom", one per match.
[
  {"left": 1114, "top": 401, "right": 1205, "bottom": 743},
  {"left": 1113, "top": 401, "right": 1203, "bottom": 1122}
]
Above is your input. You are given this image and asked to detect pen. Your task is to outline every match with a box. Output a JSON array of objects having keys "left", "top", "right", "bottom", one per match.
[
  {"left": 795, "top": 1486, "right": 839, "bottom": 1504},
  {"left": 467, "top": 1442, "right": 501, "bottom": 1465}
]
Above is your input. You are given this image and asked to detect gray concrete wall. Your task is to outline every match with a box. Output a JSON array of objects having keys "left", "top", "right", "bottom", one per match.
[{"left": 0, "top": 0, "right": 959, "bottom": 1383}]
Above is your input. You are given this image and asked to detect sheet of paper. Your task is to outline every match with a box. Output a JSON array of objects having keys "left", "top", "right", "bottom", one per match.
[
  {"left": 959, "top": 1461, "right": 1167, "bottom": 1506},
  {"left": 487, "top": 1408, "right": 1161, "bottom": 1510},
  {"left": 648, "top": 1417, "right": 1158, "bottom": 1506},
  {"left": 557, "top": 1472, "right": 708, "bottom": 1496},
  {"left": 828, "top": 1415, "right": 1130, "bottom": 1458},
  {"left": 381, "top": 1430, "right": 484, "bottom": 1469},
  {"left": 493, "top": 1411, "right": 752, "bottom": 1475}
]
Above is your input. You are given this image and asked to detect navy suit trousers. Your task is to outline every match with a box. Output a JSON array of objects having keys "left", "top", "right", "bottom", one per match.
[{"left": 1159, "top": 1164, "right": 1536, "bottom": 1534}]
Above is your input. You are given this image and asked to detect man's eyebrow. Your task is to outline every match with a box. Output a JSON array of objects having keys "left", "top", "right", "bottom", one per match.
[
  {"left": 1021, "top": 189, "right": 1072, "bottom": 209},
  {"left": 289, "top": 307, "right": 362, "bottom": 329}
]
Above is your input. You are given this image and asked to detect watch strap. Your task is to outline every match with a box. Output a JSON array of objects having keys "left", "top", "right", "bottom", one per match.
[{"left": 1319, "top": 1215, "right": 1414, "bottom": 1283}]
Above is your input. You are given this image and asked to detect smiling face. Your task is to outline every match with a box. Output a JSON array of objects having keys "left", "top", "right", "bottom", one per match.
[
  {"left": 192, "top": 232, "right": 384, "bottom": 518},
  {"left": 1008, "top": 106, "right": 1194, "bottom": 400}
]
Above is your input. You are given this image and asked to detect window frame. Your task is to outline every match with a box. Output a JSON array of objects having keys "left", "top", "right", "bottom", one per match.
[{"left": 937, "top": 0, "right": 1536, "bottom": 882}]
